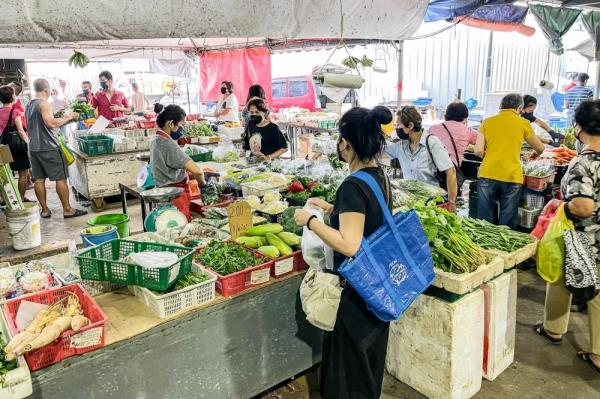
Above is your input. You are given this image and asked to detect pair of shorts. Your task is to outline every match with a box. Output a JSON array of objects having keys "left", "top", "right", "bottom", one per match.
[{"left": 29, "top": 149, "right": 69, "bottom": 181}]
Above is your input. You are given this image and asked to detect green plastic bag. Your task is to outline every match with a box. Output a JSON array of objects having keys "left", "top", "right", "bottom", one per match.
[{"left": 536, "top": 203, "right": 574, "bottom": 284}]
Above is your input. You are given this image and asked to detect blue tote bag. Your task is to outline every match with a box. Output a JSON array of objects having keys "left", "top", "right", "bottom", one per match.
[{"left": 338, "top": 171, "right": 435, "bottom": 321}]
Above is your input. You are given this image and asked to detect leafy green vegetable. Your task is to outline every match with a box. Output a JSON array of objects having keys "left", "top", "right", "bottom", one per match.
[
  {"left": 185, "top": 123, "right": 216, "bottom": 137},
  {"left": 202, "top": 182, "right": 222, "bottom": 206},
  {"left": 194, "top": 240, "right": 266, "bottom": 276},
  {"left": 152, "top": 271, "right": 210, "bottom": 294},
  {"left": 282, "top": 207, "right": 303, "bottom": 235},
  {"left": 461, "top": 217, "right": 534, "bottom": 252},
  {"left": 0, "top": 332, "right": 17, "bottom": 386},
  {"left": 69, "top": 100, "right": 94, "bottom": 115}
]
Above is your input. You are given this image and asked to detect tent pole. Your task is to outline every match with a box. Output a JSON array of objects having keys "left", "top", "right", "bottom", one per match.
[
  {"left": 186, "top": 82, "right": 191, "bottom": 114},
  {"left": 596, "top": 27, "right": 600, "bottom": 98},
  {"left": 396, "top": 40, "right": 404, "bottom": 109},
  {"left": 483, "top": 30, "right": 494, "bottom": 113}
]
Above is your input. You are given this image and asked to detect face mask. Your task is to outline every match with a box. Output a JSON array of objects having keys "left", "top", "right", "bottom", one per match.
[
  {"left": 574, "top": 124, "right": 584, "bottom": 144},
  {"left": 100, "top": 81, "right": 109, "bottom": 90},
  {"left": 82, "top": 89, "right": 89, "bottom": 95},
  {"left": 220, "top": 87, "right": 227, "bottom": 94},
  {"left": 170, "top": 127, "right": 184, "bottom": 140},
  {"left": 249, "top": 114, "right": 263, "bottom": 124},
  {"left": 396, "top": 127, "right": 410, "bottom": 140},
  {"left": 337, "top": 140, "right": 347, "bottom": 163},
  {"left": 521, "top": 112, "right": 535, "bottom": 122}
]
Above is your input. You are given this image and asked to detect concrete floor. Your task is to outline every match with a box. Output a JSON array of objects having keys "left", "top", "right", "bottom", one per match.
[{"left": 2, "top": 183, "right": 600, "bottom": 398}]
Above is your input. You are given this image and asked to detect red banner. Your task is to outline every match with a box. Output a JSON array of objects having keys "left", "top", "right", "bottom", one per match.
[{"left": 199, "top": 47, "right": 272, "bottom": 108}]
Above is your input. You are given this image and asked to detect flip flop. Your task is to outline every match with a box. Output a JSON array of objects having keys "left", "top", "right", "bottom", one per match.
[
  {"left": 533, "top": 323, "right": 563, "bottom": 345},
  {"left": 577, "top": 352, "right": 600, "bottom": 373},
  {"left": 40, "top": 210, "right": 52, "bottom": 219},
  {"left": 63, "top": 209, "right": 88, "bottom": 219}
]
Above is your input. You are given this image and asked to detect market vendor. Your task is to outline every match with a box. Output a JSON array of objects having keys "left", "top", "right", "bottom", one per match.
[
  {"left": 385, "top": 106, "right": 458, "bottom": 211},
  {"left": 150, "top": 104, "right": 206, "bottom": 221},
  {"left": 521, "top": 95, "right": 564, "bottom": 147},
  {"left": 214, "top": 80, "right": 240, "bottom": 123},
  {"left": 242, "top": 97, "right": 288, "bottom": 160},
  {"left": 91, "top": 71, "right": 130, "bottom": 121}
]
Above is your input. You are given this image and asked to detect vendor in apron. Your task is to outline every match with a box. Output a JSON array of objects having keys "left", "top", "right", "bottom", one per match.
[{"left": 150, "top": 105, "right": 205, "bottom": 220}]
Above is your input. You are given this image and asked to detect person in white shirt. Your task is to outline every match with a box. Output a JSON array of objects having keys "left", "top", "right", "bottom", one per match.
[
  {"left": 215, "top": 80, "right": 239, "bottom": 122},
  {"left": 131, "top": 82, "right": 151, "bottom": 113}
]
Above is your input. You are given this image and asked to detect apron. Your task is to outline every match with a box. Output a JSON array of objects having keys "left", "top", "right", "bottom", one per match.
[{"left": 156, "top": 130, "right": 192, "bottom": 221}]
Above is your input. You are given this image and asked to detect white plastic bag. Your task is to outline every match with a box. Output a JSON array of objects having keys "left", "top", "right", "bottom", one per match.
[
  {"left": 301, "top": 205, "right": 334, "bottom": 270},
  {"left": 213, "top": 135, "right": 239, "bottom": 162}
]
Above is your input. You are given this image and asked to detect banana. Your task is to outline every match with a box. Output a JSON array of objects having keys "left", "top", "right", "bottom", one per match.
[{"left": 68, "top": 51, "right": 89, "bottom": 68}]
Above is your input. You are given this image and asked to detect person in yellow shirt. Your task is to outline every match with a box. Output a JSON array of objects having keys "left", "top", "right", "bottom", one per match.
[{"left": 474, "top": 93, "right": 544, "bottom": 228}]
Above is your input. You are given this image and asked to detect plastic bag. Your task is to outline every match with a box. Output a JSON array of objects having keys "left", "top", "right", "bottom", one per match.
[
  {"left": 301, "top": 205, "right": 333, "bottom": 270},
  {"left": 537, "top": 203, "right": 574, "bottom": 284},
  {"left": 213, "top": 136, "right": 239, "bottom": 163}
]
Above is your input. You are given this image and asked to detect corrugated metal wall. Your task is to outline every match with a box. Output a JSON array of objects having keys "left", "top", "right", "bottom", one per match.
[{"left": 403, "top": 23, "right": 562, "bottom": 109}]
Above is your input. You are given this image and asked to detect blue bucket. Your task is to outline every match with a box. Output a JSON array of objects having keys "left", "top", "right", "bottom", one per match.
[{"left": 80, "top": 225, "right": 118, "bottom": 248}]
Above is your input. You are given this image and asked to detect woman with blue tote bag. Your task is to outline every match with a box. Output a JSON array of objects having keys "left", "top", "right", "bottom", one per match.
[{"left": 294, "top": 106, "right": 396, "bottom": 399}]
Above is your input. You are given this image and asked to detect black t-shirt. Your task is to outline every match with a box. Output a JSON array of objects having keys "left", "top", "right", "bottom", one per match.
[
  {"left": 243, "top": 121, "right": 288, "bottom": 156},
  {"left": 330, "top": 167, "right": 392, "bottom": 269}
]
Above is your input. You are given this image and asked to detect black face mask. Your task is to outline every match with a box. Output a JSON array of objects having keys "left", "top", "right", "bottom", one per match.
[
  {"left": 396, "top": 127, "right": 410, "bottom": 140},
  {"left": 100, "top": 81, "right": 108, "bottom": 90},
  {"left": 82, "top": 89, "right": 89, "bottom": 95},
  {"left": 249, "top": 114, "right": 263, "bottom": 124},
  {"left": 220, "top": 87, "right": 227, "bottom": 94},
  {"left": 521, "top": 112, "right": 535, "bottom": 123},
  {"left": 337, "top": 141, "right": 347, "bottom": 163}
]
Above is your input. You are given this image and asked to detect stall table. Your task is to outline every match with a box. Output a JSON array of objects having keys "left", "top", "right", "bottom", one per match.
[
  {"left": 29, "top": 274, "right": 322, "bottom": 399},
  {"left": 278, "top": 122, "right": 338, "bottom": 159},
  {"left": 69, "top": 148, "right": 145, "bottom": 210}
]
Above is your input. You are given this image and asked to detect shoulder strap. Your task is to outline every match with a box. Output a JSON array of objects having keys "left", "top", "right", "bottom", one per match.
[
  {"left": 2, "top": 108, "right": 15, "bottom": 135},
  {"left": 441, "top": 123, "right": 461, "bottom": 166},
  {"left": 425, "top": 134, "right": 441, "bottom": 173},
  {"left": 352, "top": 171, "right": 395, "bottom": 229}
]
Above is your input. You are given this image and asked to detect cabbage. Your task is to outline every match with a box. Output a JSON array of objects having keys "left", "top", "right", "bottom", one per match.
[{"left": 263, "top": 191, "right": 281, "bottom": 204}]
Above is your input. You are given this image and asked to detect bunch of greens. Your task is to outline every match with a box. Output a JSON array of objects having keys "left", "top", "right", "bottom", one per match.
[
  {"left": 185, "top": 123, "right": 216, "bottom": 137},
  {"left": 194, "top": 240, "right": 265, "bottom": 276},
  {"left": 69, "top": 100, "right": 94, "bottom": 115},
  {"left": 410, "top": 200, "right": 487, "bottom": 273},
  {"left": 202, "top": 182, "right": 222, "bottom": 206},
  {"left": 0, "top": 333, "right": 17, "bottom": 386},
  {"left": 327, "top": 153, "right": 345, "bottom": 169},
  {"left": 392, "top": 179, "right": 446, "bottom": 200},
  {"left": 152, "top": 271, "right": 211, "bottom": 295},
  {"left": 461, "top": 217, "right": 534, "bottom": 252}
]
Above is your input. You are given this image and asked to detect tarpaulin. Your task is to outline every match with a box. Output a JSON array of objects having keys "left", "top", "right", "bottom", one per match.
[
  {"left": 529, "top": 4, "right": 581, "bottom": 55},
  {"left": 199, "top": 47, "right": 272, "bottom": 105},
  {"left": 471, "top": 4, "right": 528, "bottom": 24},
  {"left": 582, "top": 11, "right": 600, "bottom": 39},
  {"left": 425, "top": 0, "right": 515, "bottom": 23},
  {"left": 459, "top": 17, "right": 535, "bottom": 36},
  {"left": 149, "top": 59, "right": 194, "bottom": 79}
]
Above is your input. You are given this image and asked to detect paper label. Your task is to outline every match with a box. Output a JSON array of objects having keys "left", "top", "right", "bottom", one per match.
[
  {"left": 275, "top": 257, "right": 294, "bottom": 276},
  {"left": 227, "top": 201, "right": 253, "bottom": 240},
  {"left": 70, "top": 327, "right": 103, "bottom": 348},
  {"left": 250, "top": 268, "right": 270, "bottom": 285}
]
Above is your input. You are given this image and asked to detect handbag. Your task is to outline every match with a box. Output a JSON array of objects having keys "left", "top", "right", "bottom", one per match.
[
  {"left": 563, "top": 230, "right": 599, "bottom": 302},
  {"left": 299, "top": 268, "right": 342, "bottom": 331},
  {"left": 338, "top": 171, "right": 435, "bottom": 321},
  {"left": 441, "top": 123, "right": 466, "bottom": 193},
  {"left": 425, "top": 133, "right": 464, "bottom": 194},
  {"left": 1, "top": 108, "right": 27, "bottom": 152}
]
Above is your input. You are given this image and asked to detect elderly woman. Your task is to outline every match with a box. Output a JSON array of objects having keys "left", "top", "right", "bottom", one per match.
[{"left": 534, "top": 100, "right": 600, "bottom": 373}]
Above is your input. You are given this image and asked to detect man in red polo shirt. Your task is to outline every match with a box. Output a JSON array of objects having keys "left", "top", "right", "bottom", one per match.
[{"left": 91, "top": 70, "right": 130, "bottom": 121}]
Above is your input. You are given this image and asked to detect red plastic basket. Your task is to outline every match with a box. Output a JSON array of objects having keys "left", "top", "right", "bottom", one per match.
[
  {"left": 3, "top": 284, "right": 107, "bottom": 371},
  {"left": 136, "top": 120, "right": 157, "bottom": 129},
  {"left": 185, "top": 114, "right": 200, "bottom": 121},
  {"left": 270, "top": 250, "right": 305, "bottom": 278},
  {"left": 190, "top": 196, "right": 235, "bottom": 216},
  {"left": 524, "top": 174, "right": 554, "bottom": 191}
]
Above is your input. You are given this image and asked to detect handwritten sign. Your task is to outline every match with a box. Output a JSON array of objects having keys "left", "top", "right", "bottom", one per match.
[
  {"left": 227, "top": 201, "right": 253, "bottom": 239},
  {"left": 70, "top": 327, "right": 103, "bottom": 349}
]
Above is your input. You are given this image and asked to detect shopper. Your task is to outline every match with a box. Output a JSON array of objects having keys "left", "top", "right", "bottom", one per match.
[
  {"left": 8, "top": 81, "right": 26, "bottom": 114},
  {"left": 150, "top": 104, "right": 205, "bottom": 221},
  {"left": 293, "top": 106, "right": 393, "bottom": 399},
  {"left": 564, "top": 72, "right": 579, "bottom": 93},
  {"left": 241, "top": 84, "right": 266, "bottom": 125},
  {"left": 429, "top": 102, "right": 478, "bottom": 165},
  {"left": 214, "top": 81, "right": 239, "bottom": 122},
  {"left": 534, "top": 100, "right": 600, "bottom": 373},
  {"left": 242, "top": 97, "right": 287, "bottom": 160},
  {"left": 565, "top": 73, "right": 594, "bottom": 111},
  {"left": 0, "top": 85, "right": 30, "bottom": 200},
  {"left": 385, "top": 106, "right": 458, "bottom": 211},
  {"left": 521, "top": 94, "right": 564, "bottom": 146},
  {"left": 26, "top": 78, "right": 86, "bottom": 219},
  {"left": 91, "top": 71, "right": 130, "bottom": 121},
  {"left": 130, "top": 82, "right": 151, "bottom": 114},
  {"left": 76, "top": 81, "right": 93, "bottom": 103},
  {"left": 475, "top": 93, "right": 544, "bottom": 228}
]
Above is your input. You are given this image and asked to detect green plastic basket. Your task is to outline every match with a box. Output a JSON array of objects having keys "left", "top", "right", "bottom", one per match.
[
  {"left": 190, "top": 151, "right": 213, "bottom": 162},
  {"left": 75, "top": 239, "right": 194, "bottom": 291},
  {"left": 77, "top": 135, "right": 114, "bottom": 156}
]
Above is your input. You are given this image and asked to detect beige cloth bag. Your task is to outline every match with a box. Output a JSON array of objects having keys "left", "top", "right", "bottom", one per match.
[{"left": 299, "top": 268, "right": 342, "bottom": 331}]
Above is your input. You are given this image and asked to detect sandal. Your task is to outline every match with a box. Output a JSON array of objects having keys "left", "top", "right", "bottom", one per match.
[
  {"left": 40, "top": 210, "right": 52, "bottom": 219},
  {"left": 577, "top": 352, "right": 600, "bottom": 373},
  {"left": 63, "top": 209, "right": 88, "bottom": 219},
  {"left": 533, "top": 323, "right": 563, "bottom": 345}
]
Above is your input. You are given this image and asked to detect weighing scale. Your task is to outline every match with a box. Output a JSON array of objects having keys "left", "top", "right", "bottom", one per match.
[{"left": 140, "top": 187, "right": 188, "bottom": 233}]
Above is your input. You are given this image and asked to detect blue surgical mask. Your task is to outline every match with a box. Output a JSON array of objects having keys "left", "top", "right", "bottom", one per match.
[{"left": 170, "top": 127, "right": 184, "bottom": 140}]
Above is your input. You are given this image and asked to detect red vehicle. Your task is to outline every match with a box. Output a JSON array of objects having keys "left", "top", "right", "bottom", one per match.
[{"left": 271, "top": 75, "right": 320, "bottom": 112}]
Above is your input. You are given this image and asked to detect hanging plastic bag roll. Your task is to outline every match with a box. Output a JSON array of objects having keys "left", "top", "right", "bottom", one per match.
[{"left": 313, "top": 73, "right": 364, "bottom": 89}]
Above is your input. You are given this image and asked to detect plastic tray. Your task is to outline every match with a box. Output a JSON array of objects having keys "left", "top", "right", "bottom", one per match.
[
  {"left": 3, "top": 284, "right": 107, "bottom": 371},
  {"left": 523, "top": 174, "right": 555, "bottom": 191},
  {"left": 76, "top": 135, "right": 114, "bottom": 156},
  {"left": 131, "top": 265, "right": 217, "bottom": 318},
  {"left": 75, "top": 239, "right": 194, "bottom": 292},
  {"left": 190, "top": 151, "right": 213, "bottom": 162},
  {"left": 194, "top": 245, "right": 272, "bottom": 297},
  {"left": 270, "top": 250, "right": 305, "bottom": 278},
  {"left": 522, "top": 189, "right": 546, "bottom": 210},
  {"left": 0, "top": 308, "right": 32, "bottom": 399},
  {"left": 254, "top": 209, "right": 284, "bottom": 224},
  {"left": 241, "top": 182, "right": 287, "bottom": 198}
]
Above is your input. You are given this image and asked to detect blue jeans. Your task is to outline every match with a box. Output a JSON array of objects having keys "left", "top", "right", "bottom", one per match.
[{"left": 477, "top": 178, "right": 522, "bottom": 229}]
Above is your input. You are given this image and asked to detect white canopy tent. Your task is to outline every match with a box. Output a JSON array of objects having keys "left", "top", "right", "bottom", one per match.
[{"left": 0, "top": 0, "right": 428, "bottom": 60}]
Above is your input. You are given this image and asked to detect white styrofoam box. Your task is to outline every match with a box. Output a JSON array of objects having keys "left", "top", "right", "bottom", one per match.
[
  {"left": 487, "top": 249, "right": 516, "bottom": 270},
  {"left": 512, "top": 240, "right": 538, "bottom": 265},
  {"left": 387, "top": 290, "right": 484, "bottom": 399},
  {"left": 432, "top": 253, "right": 505, "bottom": 295},
  {"left": 0, "top": 306, "right": 33, "bottom": 399},
  {"left": 482, "top": 270, "right": 517, "bottom": 381}
]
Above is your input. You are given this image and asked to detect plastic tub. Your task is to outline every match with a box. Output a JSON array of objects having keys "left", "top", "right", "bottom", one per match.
[
  {"left": 80, "top": 225, "right": 118, "bottom": 248},
  {"left": 6, "top": 203, "right": 41, "bottom": 251},
  {"left": 88, "top": 213, "right": 130, "bottom": 238}
]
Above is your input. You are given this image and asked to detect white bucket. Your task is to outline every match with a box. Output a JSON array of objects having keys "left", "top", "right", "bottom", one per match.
[{"left": 6, "top": 203, "right": 42, "bottom": 250}]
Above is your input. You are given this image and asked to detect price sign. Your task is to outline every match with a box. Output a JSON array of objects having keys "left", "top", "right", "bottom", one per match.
[{"left": 227, "top": 201, "right": 253, "bottom": 239}]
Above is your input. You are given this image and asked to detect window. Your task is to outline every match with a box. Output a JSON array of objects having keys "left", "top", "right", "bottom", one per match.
[
  {"left": 272, "top": 81, "right": 286, "bottom": 98},
  {"left": 289, "top": 80, "right": 308, "bottom": 97}
]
